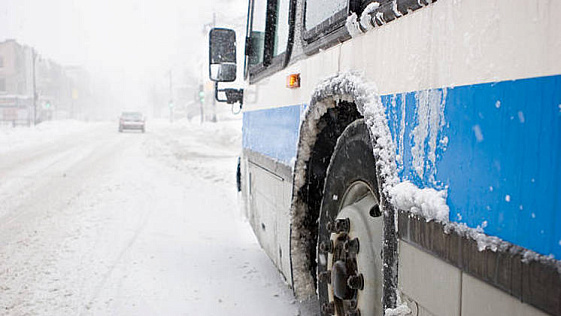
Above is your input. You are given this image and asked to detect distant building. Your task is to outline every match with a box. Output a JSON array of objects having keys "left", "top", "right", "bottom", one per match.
[
  {"left": 0, "top": 39, "right": 34, "bottom": 125},
  {"left": 0, "top": 39, "right": 33, "bottom": 95},
  {"left": 0, "top": 39, "right": 94, "bottom": 125}
]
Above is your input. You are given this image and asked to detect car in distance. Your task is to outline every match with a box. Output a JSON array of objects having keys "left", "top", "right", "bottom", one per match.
[{"left": 119, "top": 112, "right": 145, "bottom": 133}]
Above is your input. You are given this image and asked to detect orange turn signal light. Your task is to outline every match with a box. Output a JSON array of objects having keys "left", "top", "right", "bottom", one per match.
[{"left": 286, "top": 73, "right": 301, "bottom": 89}]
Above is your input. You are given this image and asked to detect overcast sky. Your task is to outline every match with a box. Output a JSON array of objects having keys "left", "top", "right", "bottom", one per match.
[{"left": 0, "top": 0, "right": 246, "bottom": 88}]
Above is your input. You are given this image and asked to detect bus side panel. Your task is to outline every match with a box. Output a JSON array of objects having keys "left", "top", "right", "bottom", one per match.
[
  {"left": 242, "top": 74, "right": 561, "bottom": 263},
  {"left": 382, "top": 75, "right": 561, "bottom": 258},
  {"left": 242, "top": 105, "right": 304, "bottom": 283},
  {"left": 337, "top": 0, "right": 561, "bottom": 257},
  {"left": 398, "top": 240, "right": 549, "bottom": 316},
  {"left": 242, "top": 105, "right": 303, "bottom": 165},
  {"left": 247, "top": 163, "right": 293, "bottom": 281}
]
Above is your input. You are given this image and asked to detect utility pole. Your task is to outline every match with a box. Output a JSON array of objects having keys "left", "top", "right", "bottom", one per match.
[
  {"left": 32, "top": 49, "right": 37, "bottom": 126},
  {"left": 199, "top": 84, "right": 204, "bottom": 124},
  {"left": 169, "top": 70, "right": 173, "bottom": 123},
  {"left": 211, "top": 12, "right": 217, "bottom": 122},
  {"left": 202, "top": 14, "right": 218, "bottom": 123}
]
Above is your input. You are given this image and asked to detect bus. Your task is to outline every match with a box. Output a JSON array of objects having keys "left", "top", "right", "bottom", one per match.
[{"left": 208, "top": 1, "right": 561, "bottom": 315}]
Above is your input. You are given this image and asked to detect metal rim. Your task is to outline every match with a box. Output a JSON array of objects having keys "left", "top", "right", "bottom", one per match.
[{"left": 320, "top": 181, "right": 383, "bottom": 316}]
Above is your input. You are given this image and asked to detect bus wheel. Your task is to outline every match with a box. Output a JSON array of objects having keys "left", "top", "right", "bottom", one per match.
[{"left": 317, "top": 120, "right": 384, "bottom": 316}]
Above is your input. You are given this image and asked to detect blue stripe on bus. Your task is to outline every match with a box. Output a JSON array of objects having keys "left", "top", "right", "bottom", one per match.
[
  {"left": 242, "top": 104, "right": 305, "bottom": 165},
  {"left": 243, "top": 74, "right": 561, "bottom": 258}
]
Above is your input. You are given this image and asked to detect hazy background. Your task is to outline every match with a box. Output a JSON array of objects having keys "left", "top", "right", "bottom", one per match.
[{"left": 0, "top": 0, "right": 246, "bottom": 118}]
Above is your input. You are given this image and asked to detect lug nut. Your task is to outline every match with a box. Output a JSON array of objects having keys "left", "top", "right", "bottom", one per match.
[
  {"left": 344, "top": 238, "right": 360, "bottom": 254},
  {"left": 334, "top": 218, "right": 350, "bottom": 233},
  {"left": 347, "top": 273, "right": 364, "bottom": 290},
  {"left": 346, "top": 299, "right": 361, "bottom": 316},
  {"left": 346, "top": 299, "right": 358, "bottom": 310},
  {"left": 326, "top": 221, "right": 336, "bottom": 233},
  {"left": 321, "top": 302, "right": 335, "bottom": 315},
  {"left": 370, "top": 204, "right": 381, "bottom": 217},
  {"left": 346, "top": 309, "right": 361, "bottom": 316},
  {"left": 320, "top": 240, "right": 333, "bottom": 253},
  {"left": 318, "top": 270, "right": 331, "bottom": 284}
]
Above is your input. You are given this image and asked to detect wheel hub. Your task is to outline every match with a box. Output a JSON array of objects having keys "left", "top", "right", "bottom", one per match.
[{"left": 319, "top": 181, "right": 383, "bottom": 316}]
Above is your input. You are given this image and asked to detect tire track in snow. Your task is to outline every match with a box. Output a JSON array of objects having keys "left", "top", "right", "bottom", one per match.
[
  {"left": 80, "top": 204, "right": 153, "bottom": 315},
  {"left": 0, "top": 129, "right": 125, "bottom": 231},
  {"left": 0, "top": 127, "right": 135, "bottom": 314}
]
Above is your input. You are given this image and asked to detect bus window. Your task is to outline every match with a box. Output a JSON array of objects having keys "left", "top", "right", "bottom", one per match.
[
  {"left": 273, "top": 0, "right": 290, "bottom": 57},
  {"left": 304, "top": 0, "right": 346, "bottom": 31},
  {"left": 249, "top": 0, "right": 267, "bottom": 66}
]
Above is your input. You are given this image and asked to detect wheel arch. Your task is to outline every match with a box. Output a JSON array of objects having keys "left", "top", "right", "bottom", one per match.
[{"left": 289, "top": 73, "right": 399, "bottom": 309}]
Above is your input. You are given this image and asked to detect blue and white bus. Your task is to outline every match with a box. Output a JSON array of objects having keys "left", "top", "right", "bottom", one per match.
[{"left": 208, "top": 0, "right": 561, "bottom": 315}]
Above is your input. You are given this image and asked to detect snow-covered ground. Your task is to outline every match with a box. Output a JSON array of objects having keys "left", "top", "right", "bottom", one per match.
[{"left": 0, "top": 118, "right": 306, "bottom": 315}]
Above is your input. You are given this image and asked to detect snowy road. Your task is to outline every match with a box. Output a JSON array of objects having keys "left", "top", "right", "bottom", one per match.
[{"left": 0, "top": 120, "right": 305, "bottom": 315}]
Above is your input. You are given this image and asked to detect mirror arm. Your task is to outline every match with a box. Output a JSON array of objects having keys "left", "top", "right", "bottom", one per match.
[
  {"left": 214, "top": 82, "right": 228, "bottom": 103},
  {"left": 214, "top": 82, "right": 244, "bottom": 108},
  {"left": 244, "top": 36, "right": 252, "bottom": 56}
]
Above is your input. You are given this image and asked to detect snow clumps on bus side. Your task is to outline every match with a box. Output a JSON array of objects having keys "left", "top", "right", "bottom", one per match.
[
  {"left": 304, "top": 73, "right": 548, "bottom": 260},
  {"left": 384, "top": 303, "right": 412, "bottom": 316},
  {"left": 390, "top": 181, "right": 449, "bottom": 222},
  {"left": 346, "top": 4, "right": 380, "bottom": 37},
  {"left": 332, "top": 74, "right": 561, "bottom": 270},
  {"left": 345, "top": 12, "right": 362, "bottom": 37},
  {"left": 303, "top": 72, "right": 450, "bottom": 221},
  {"left": 315, "top": 74, "right": 539, "bottom": 259},
  {"left": 290, "top": 72, "right": 561, "bottom": 299},
  {"left": 347, "top": 1, "right": 388, "bottom": 36},
  {"left": 360, "top": 2, "right": 380, "bottom": 31}
]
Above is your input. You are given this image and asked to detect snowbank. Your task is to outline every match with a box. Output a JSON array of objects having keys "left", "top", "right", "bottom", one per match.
[
  {"left": 0, "top": 120, "right": 99, "bottom": 154},
  {"left": 145, "top": 118, "right": 242, "bottom": 186}
]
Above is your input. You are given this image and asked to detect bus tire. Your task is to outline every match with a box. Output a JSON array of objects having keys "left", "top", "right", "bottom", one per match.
[{"left": 317, "top": 119, "right": 384, "bottom": 316}]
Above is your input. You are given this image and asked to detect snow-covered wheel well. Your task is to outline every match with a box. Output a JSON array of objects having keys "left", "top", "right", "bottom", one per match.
[
  {"left": 290, "top": 73, "right": 400, "bottom": 303},
  {"left": 290, "top": 101, "right": 361, "bottom": 299}
]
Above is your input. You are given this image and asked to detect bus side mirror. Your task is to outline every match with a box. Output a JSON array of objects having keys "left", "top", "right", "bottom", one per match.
[{"left": 209, "top": 28, "right": 237, "bottom": 82}]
